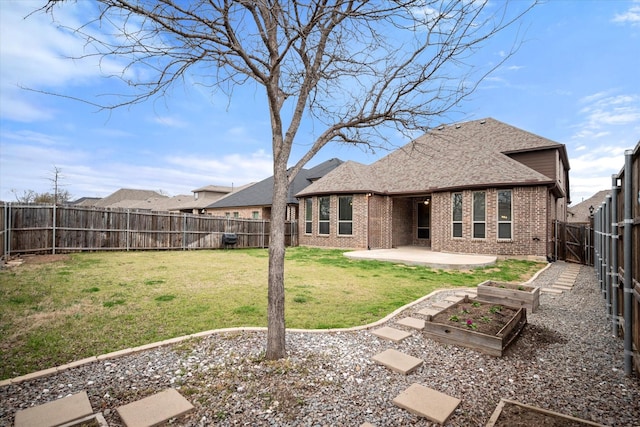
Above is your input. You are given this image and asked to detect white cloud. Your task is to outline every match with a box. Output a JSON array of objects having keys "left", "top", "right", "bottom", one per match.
[
  {"left": 612, "top": 3, "right": 640, "bottom": 26},
  {"left": 0, "top": 1, "right": 132, "bottom": 122},
  {"left": 151, "top": 115, "right": 188, "bottom": 128},
  {"left": 574, "top": 92, "right": 640, "bottom": 135}
]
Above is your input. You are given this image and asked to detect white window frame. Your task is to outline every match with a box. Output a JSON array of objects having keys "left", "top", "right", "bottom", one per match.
[
  {"left": 472, "top": 191, "right": 486, "bottom": 239},
  {"left": 318, "top": 196, "right": 330, "bottom": 235},
  {"left": 305, "top": 198, "right": 313, "bottom": 234},
  {"left": 338, "top": 195, "right": 353, "bottom": 236},
  {"left": 452, "top": 193, "right": 463, "bottom": 238},
  {"left": 497, "top": 190, "right": 513, "bottom": 240}
]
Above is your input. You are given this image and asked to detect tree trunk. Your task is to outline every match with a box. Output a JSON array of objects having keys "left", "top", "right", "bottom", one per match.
[{"left": 265, "top": 160, "right": 288, "bottom": 360}]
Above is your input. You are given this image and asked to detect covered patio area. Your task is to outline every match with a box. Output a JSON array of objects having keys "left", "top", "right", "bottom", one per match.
[{"left": 344, "top": 246, "right": 497, "bottom": 270}]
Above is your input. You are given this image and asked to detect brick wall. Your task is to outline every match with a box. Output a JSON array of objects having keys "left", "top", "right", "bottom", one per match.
[
  {"left": 431, "top": 186, "right": 549, "bottom": 257},
  {"left": 298, "top": 194, "right": 369, "bottom": 248}
]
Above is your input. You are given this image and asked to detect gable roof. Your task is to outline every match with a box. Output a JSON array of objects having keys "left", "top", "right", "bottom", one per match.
[
  {"left": 296, "top": 118, "right": 568, "bottom": 197},
  {"left": 93, "top": 189, "right": 167, "bottom": 208},
  {"left": 207, "top": 158, "right": 344, "bottom": 209},
  {"left": 567, "top": 189, "right": 609, "bottom": 223}
]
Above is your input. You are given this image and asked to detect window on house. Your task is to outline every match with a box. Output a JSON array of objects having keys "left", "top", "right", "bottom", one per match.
[
  {"left": 452, "top": 193, "right": 463, "bottom": 238},
  {"left": 318, "top": 196, "right": 330, "bottom": 235},
  {"left": 338, "top": 196, "right": 353, "bottom": 235},
  {"left": 417, "top": 199, "right": 430, "bottom": 239},
  {"left": 252, "top": 211, "right": 259, "bottom": 219},
  {"left": 305, "top": 198, "right": 312, "bottom": 234},
  {"left": 233, "top": 212, "right": 239, "bottom": 218},
  {"left": 498, "top": 190, "right": 512, "bottom": 239},
  {"left": 473, "top": 191, "right": 486, "bottom": 238},
  {"left": 225, "top": 212, "right": 230, "bottom": 218}
]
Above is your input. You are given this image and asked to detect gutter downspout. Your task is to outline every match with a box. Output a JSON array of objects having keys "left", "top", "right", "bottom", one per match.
[{"left": 622, "top": 149, "right": 633, "bottom": 376}]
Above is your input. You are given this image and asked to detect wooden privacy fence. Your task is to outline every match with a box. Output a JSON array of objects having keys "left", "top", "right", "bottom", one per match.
[
  {"left": 0, "top": 204, "right": 298, "bottom": 257},
  {"left": 592, "top": 141, "right": 639, "bottom": 377}
]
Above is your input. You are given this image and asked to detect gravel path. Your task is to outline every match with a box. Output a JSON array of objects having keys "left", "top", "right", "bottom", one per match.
[{"left": 1, "top": 261, "right": 639, "bottom": 426}]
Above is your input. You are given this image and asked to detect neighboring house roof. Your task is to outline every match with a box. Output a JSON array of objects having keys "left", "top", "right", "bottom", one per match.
[
  {"left": 207, "top": 158, "right": 344, "bottom": 209},
  {"left": 70, "top": 197, "right": 102, "bottom": 206},
  {"left": 567, "top": 190, "right": 609, "bottom": 223},
  {"left": 297, "top": 118, "right": 569, "bottom": 197},
  {"left": 92, "top": 189, "right": 167, "bottom": 208},
  {"left": 192, "top": 185, "right": 235, "bottom": 194}
]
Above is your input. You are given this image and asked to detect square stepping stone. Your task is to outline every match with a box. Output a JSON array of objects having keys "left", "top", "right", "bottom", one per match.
[
  {"left": 541, "top": 287, "right": 563, "bottom": 294},
  {"left": 396, "top": 317, "right": 425, "bottom": 330},
  {"left": 116, "top": 388, "right": 194, "bottom": 427},
  {"left": 14, "top": 391, "right": 93, "bottom": 427},
  {"left": 371, "top": 326, "right": 411, "bottom": 342},
  {"left": 372, "top": 349, "right": 423, "bottom": 375},
  {"left": 360, "top": 423, "right": 376, "bottom": 427},
  {"left": 392, "top": 383, "right": 461, "bottom": 424},
  {"left": 418, "top": 307, "right": 440, "bottom": 317},
  {"left": 445, "top": 296, "right": 463, "bottom": 303},
  {"left": 556, "top": 278, "right": 575, "bottom": 285},
  {"left": 553, "top": 284, "right": 573, "bottom": 290},
  {"left": 432, "top": 301, "right": 453, "bottom": 309}
]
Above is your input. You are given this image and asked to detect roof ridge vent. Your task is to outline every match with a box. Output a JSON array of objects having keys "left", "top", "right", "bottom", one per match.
[
  {"left": 455, "top": 124, "right": 461, "bottom": 129},
  {"left": 480, "top": 119, "right": 486, "bottom": 124}
]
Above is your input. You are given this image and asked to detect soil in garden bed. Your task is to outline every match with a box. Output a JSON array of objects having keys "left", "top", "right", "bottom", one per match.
[{"left": 430, "top": 299, "right": 518, "bottom": 335}]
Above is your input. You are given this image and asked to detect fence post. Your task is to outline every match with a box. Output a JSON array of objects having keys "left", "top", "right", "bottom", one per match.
[
  {"left": 3, "top": 202, "right": 8, "bottom": 259},
  {"left": 622, "top": 149, "right": 634, "bottom": 376},
  {"left": 126, "top": 209, "right": 130, "bottom": 251},
  {"left": 183, "top": 214, "right": 187, "bottom": 251},
  {"left": 604, "top": 194, "right": 611, "bottom": 318},
  {"left": 52, "top": 204, "right": 57, "bottom": 255},
  {"left": 610, "top": 175, "right": 619, "bottom": 337}
]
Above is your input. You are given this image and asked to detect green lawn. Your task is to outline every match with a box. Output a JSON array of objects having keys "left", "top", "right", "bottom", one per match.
[{"left": 0, "top": 247, "right": 544, "bottom": 379}]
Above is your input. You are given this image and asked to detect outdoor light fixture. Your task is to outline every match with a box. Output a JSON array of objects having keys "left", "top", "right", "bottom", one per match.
[{"left": 589, "top": 205, "right": 594, "bottom": 216}]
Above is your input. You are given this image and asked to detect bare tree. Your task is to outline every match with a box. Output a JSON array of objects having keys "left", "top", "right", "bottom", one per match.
[
  {"left": 39, "top": 0, "right": 535, "bottom": 359},
  {"left": 47, "top": 165, "right": 67, "bottom": 204},
  {"left": 10, "top": 166, "right": 72, "bottom": 204}
]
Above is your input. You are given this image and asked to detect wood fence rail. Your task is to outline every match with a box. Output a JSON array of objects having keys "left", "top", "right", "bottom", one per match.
[{"left": 0, "top": 204, "right": 297, "bottom": 257}]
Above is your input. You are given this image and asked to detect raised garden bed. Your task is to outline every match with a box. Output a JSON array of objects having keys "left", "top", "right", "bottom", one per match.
[
  {"left": 477, "top": 280, "right": 540, "bottom": 312},
  {"left": 424, "top": 296, "right": 526, "bottom": 357},
  {"left": 486, "top": 399, "right": 607, "bottom": 426}
]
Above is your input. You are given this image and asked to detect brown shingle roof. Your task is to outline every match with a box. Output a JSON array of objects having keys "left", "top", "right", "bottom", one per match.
[
  {"left": 297, "top": 118, "right": 566, "bottom": 197},
  {"left": 567, "top": 190, "right": 609, "bottom": 223}
]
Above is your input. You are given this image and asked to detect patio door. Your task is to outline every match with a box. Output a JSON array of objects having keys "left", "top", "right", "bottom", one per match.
[{"left": 417, "top": 198, "right": 431, "bottom": 246}]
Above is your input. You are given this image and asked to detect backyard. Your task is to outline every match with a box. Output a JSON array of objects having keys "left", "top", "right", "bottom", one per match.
[{"left": 0, "top": 247, "right": 544, "bottom": 380}]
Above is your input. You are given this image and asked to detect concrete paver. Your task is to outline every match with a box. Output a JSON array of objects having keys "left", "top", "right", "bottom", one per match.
[
  {"left": 445, "top": 296, "right": 463, "bottom": 303},
  {"left": 541, "top": 288, "right": 563, "bottom": 294},
  {"left": 392, "top": 383, "right": 461, "bottom": 424},
  {"left": 14, "top": 391, "right": 93, "bottom": 427},
  {"left": 372, "top": 349, "right": 423, "bottom": 375},
  {"left": 371, "top": 326, "right": 412, "bottom": 342},
  {"left": 418, "top": 307, "right": 441, "bottom": 317},
  {"left": 396, "top": 317, "right": 425, "bottom": 330},
  {"left": 432, "top": 301, "right": 453, "bottom": 310},
  {"left": 116, "top": 388, "right": 194, "bottom": 427}
]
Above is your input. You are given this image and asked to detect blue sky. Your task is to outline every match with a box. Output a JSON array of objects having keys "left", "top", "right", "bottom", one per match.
[{"left": 1, "top": 1, "right": 639, "bottom": 205}]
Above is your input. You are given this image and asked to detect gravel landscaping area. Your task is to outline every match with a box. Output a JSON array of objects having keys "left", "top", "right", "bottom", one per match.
[{"left": 1, "top": 261, "right": 639, "bottom": 426}]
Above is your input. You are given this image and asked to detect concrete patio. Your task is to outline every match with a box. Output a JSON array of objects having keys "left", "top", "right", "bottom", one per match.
[{"left": 344, "top": 246, "right": 497, "bottom": 269}]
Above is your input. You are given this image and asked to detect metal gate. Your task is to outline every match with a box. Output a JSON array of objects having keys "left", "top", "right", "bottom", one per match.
[{"left": 553, "top": 221, "right": 593, "bottom": 265}]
